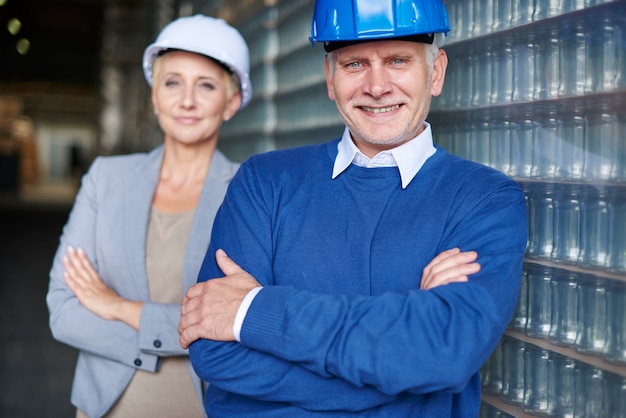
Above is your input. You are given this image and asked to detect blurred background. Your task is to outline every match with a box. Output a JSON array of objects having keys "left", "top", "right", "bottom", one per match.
[{"left": 1, "top": 0, "right": 625, "bottom": 416}]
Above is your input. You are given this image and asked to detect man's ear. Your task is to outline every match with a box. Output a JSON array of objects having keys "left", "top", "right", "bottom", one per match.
[{"left": 430, "top": 49, "right": 448, "bottom": 97}]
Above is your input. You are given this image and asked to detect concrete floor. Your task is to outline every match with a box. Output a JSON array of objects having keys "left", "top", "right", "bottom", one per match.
[{"left": 0, "top": 194, "right": 77, "bottom": 417}]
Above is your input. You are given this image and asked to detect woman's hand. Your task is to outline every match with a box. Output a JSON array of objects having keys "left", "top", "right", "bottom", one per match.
[
  {"left": 420, "top": 248, "right": 480, "bottom": 290},
  {"left": 62, "top": 247, "right": 142, "bottom": 329}
]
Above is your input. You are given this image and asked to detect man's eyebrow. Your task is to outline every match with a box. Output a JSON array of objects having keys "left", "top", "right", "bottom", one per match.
[{"left": 337, "top": 54, "right": 367, "bottom": 62}]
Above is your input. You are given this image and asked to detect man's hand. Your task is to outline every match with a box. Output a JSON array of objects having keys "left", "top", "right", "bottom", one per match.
[
  {"left": 179, "top": 249, "right": 261, "bottom": 348},
  {"left": 420, "top": 248, "right": 480, "bottom": 290}
]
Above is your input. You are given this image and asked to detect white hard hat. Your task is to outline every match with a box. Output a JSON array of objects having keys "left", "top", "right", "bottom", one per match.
[{"left": 143, "top": 15, "right": 252, "bottom": 110}]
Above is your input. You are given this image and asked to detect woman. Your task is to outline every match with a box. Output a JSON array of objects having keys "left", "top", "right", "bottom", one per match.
[{"left": 46, "top": 15, "right": 251, "bottom": 418}]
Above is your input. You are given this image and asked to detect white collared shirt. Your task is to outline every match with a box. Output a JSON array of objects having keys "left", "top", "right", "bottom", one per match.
[
  {"left": 332, "top": 122, "right": 437, "bottom": 189},
  {"left": 233, "top": 123, "right": 438, "bottom": 341}
]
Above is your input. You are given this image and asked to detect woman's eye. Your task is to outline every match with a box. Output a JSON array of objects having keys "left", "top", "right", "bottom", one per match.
[
  {"left": 200, "top": 82, "right": 216, "bottom": 90},
  {"left": 164, "top": 79, "right": 179, "bottom": 87}
]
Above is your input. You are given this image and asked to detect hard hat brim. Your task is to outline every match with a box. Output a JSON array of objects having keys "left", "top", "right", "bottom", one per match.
[{"left": 323, "top": 33, "right": 436, "bottom": 53}]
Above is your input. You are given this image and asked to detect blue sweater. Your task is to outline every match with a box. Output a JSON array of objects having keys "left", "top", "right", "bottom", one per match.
[{"left": 190, "top": 139, "right": 528, "bottom": 417}]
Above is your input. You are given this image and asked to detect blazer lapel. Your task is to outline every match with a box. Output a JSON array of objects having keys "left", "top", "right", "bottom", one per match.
[
  {"left": 183, "top": 150, "right": 238, "bottom": 290},
  {"left": 124, "top": 146, "right": 164, "bottom": 299}
]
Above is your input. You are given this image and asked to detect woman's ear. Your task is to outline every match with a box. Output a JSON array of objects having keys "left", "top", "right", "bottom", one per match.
[{"left": 224, "top": 91, "right": 242, "bottom": 121}]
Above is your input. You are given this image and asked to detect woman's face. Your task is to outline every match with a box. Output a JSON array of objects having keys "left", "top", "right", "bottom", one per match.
[{"left": 151, "top": 50, "right": 241, "bottom": 147}]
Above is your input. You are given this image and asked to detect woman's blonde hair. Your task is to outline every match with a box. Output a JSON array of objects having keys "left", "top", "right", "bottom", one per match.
[{"left": 151, "top": 51, "right": 241, "bottom": 99}]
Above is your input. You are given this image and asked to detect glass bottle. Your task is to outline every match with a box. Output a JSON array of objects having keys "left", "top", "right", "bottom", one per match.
[
  {"left": 473, "top": 0, "right": 494, "bottom": 37},
  {"left": 470, "top": 115, "right": 491, "bottom": 167},
  {"left": 472, "top": 42, "right": 493, "bottom": 107},
  {"left": 510, "top": 114, "right": 535, "bottom": 178},
  {"left": 600, "top": 17, "right": 621, "bottom": 93},
  {"left": 523, "top": 347, "right": 554, "bottom": 415},
  {"left": 512, "top": 33, "right": 538, "bottom": 103},
  {"left": 445, "top": 0, "right": 461, "bottom": 44},
  {"left": 552, "top": 354, "right": 576, "bottom": 417},
  {"left": 574, "top": 364, "right": 605, "bottom": 416},
  {"left": 526, "top": 183, "right": 554, "bottom": 259},
  {"left": 583, "top": 106, "right": 618, "bottom": 182},
  {"left": 493, "top": 0, "right": 513, "bottom": 31},
  {"left": 603, "top": 373, "right": 626, "bottom": 417},
  {"left": 536, "top": 27, "right": 561, "bottom": 100},
  {"left": 549, "top": 270, "right": 579, "bottom": 347},
  {"left": 460, "top": 52, "right": 474, "bottom": 109},
  {"left": 551, "top": 183, "right": 581, "bottom": 264},
  {"left": 501, "top": 336, "right": 526, "bottom": 405},
  {"left": 558, "top": 21, "right": 588, "bottom": 97},
  {"left": 561, "top": 0, "right": 586, "bottom": 12},
  {"left": 607, "top": 190, "right": 626, "bottom": 272},
  {"left": 452, "top": 113, "right": 471, "bottom": 160},
  {"left": 557, "top": 104, "right": 586, "bottom": 180},
  {"left": 491, "top": 117, "right": 513, "bottom": 177},
  {"left": 604, "top": 279, "right": 626, "bottom": 364},
  {"left": 578, "top": 186, "right": 610, "bottom": 268},
  {"left": 542, "top": 0, "right": 566, "bottom": 20},
  {"left": 481, "top": 338, "right": 503, "bottom": 395},
  {"left": 493, "top": 37, "right": 514, "bottom": 105},
  {"left": 525, "top": 264, "right": 553, "bottom": 339},
  {"left": 575, "top": 276, "right": 608, "bottom": 355},
  {"left": 531, "top": 105, "right": 562, "bottom": 179},
  {"left": 512, "top": 0, "right": 534, "bottom": 26},
  {"left": 461, "top": 0, "right": 475, "bottom": 39}
]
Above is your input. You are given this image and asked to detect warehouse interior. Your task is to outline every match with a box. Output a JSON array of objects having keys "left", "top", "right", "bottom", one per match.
[{"left": 1, "top": 0, "right": 625, "bottom": 416}]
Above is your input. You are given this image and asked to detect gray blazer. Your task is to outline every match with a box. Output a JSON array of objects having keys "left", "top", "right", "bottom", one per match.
[{"left": 47, "top": 145, "right": 239, "bottom": 418}]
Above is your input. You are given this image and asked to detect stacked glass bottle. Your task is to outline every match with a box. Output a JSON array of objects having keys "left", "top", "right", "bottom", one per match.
[{"left": 430, "top": 1, "right": 626, "bottom": 416}]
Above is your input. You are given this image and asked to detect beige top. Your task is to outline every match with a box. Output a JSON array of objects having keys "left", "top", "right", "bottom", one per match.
[{"left": 78, "top": 207, "right": 204, "bottom": 418}]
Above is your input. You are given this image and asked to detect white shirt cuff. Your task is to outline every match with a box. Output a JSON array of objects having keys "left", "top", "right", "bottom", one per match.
[{"left": 233, "top": 286, "right": 263, "bottom": 342}]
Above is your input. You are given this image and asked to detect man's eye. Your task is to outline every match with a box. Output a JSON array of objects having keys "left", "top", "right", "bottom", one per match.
[{"left": 347, "top": 62, "right": 361, "bottom": 69}]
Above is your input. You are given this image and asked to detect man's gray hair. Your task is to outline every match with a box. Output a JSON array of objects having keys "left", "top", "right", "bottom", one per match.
[{"left": 425, "top": 33, "right": 445, "bottom": 70}]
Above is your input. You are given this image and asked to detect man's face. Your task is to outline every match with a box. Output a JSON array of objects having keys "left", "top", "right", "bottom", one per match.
[{"left": 325, "top": 40, "right": 447, "bottom": 158}]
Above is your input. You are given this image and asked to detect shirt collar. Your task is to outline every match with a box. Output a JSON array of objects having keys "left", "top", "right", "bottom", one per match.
[{"left": 332, "top": 122, "right": 437, "bottom": 189}]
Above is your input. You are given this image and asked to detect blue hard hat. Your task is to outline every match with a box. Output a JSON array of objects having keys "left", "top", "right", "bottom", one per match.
[{"left": 310, "top": 0, "right": 450, "bottom": 51}]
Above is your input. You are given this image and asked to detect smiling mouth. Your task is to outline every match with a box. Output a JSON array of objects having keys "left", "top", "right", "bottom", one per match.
[
  {"left": 176, "top": 117, "right": 200, "bottom": 124},
  {"left": 360, "top": 104, "right": 400, "bottom": 114}
]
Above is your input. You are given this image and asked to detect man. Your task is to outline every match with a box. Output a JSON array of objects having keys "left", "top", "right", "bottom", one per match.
[{"left": 179, "top": 0, "right": 528, "bottom": 416}]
